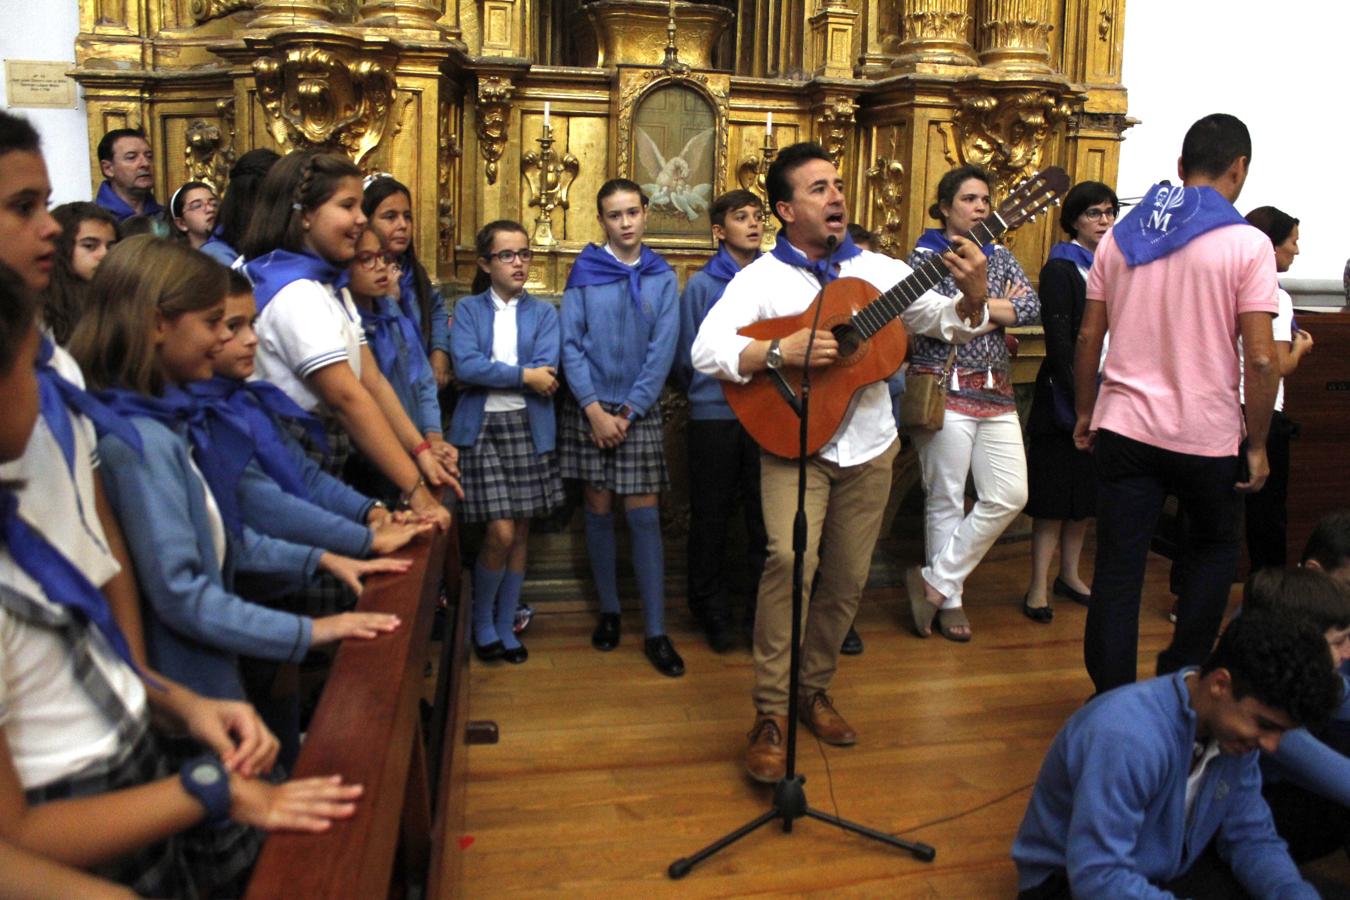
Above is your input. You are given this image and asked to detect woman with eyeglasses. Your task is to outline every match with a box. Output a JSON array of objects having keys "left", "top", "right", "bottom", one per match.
[
  {"left": 169, "top": 180, "right": 218, "bottom": 250},
  {"left": 1022, "top": 180, "right": 1119, "bottom": 622},
  {"left": 449, "top": 220, "right": 562, "bottom": 664}
]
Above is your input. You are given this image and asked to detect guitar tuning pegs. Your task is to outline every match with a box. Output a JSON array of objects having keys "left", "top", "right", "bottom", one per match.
[{"left": 1029, "top": 214, "right": 1037, "bottom": 223}]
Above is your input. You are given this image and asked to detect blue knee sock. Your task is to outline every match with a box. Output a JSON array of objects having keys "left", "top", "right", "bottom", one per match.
[
  {"left": 625, "top": 505, "right": 666, "bottom": 638},
  {"left": 473, "top": 562, "right": 506, "bottom": 646},
  {"left": 584, "top": 510, "right": 621, "bottom": 615},
  {"left": 495, "top": 570, "right": 525, "bottom": 651}
]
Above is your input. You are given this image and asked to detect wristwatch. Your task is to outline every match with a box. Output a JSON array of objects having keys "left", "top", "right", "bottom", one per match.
[
  {"left": 765, "top": 339, "right": 784, "bottom": 370},
  {"left": 180, "top": 754, "right": 231, "bottom": 826},
  {"left": 618, "top": 404, "right": 639, "bottom": 422}
]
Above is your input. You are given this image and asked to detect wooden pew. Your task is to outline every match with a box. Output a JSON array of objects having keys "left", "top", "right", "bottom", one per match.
[{"left": 245, "top": 517, "right": 467, "bottom": 899}]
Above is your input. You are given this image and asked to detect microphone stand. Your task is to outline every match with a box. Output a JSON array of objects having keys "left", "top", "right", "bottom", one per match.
[{"left": 669, "top": 235, "right": 936, "bottom": 879}]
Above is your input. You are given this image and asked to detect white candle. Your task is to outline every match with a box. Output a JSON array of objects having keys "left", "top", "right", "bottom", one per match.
[
  {"left": 766, "top": 111, "right": 773, "bottom": 138},
  {"left": 544, "top": 101, "right": 551, "bottom": 129}
]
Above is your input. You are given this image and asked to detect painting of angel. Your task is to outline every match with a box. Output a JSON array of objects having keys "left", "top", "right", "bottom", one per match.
[{"left": 631, "top": 84, "right": 718, "bottom": 240}]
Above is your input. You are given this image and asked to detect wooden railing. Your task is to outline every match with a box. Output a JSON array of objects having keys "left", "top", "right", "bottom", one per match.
[{"left": 245, "top": 518, "right": 470, "bottom": 899}]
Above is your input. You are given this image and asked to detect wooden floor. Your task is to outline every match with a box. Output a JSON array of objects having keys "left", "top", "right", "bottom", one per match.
[{"left": 444, "top": 546, "right": 1343, "bottom": 898}]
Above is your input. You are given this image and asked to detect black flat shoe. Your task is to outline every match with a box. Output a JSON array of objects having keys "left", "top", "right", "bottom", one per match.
[
  {"left": 644, "top": 634, "right": 685, "bottom": 677},
  {"left": 1022, "top": 594, "right": 1053, "bottom": 624},
  {"left": 502, "top": 643, "right": 528, "bottom": 664},
  {"left": 474, "top": 640, "right": 505, "bottom": 661},
  {"left": 840, "top": 626, "right": 864, "bottom": 655},
  {"left": 1053, "top": 577, "right": 1091, "bottom": 606},
  {"left": 591, "top": 613, "right": 620, "bottom": 651},
  {"left": 705, "top": 616, "right": 737, "bottom": 654}
]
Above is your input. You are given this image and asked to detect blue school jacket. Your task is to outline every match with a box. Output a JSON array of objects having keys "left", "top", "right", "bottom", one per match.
[
  {"left": 98, "top": 417, "right": 317, "bottom": 700},
  {"left": 362, "top": 296, "right": 442, "bottom": 434},
  {"left": 448, "top": 289, "right": 560, "bottom": 454},
  {"left": 675, "top": 268, "right": 737, "bottom": 421}
]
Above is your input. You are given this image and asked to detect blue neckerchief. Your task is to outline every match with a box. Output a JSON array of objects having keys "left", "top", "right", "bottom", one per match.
[
  {"left": 1112, "top": 183, "right": 1248, "bottom": 267},
  {"left": 565, "top": 244, "right": 673, "bottom": 317},
  {"left": 243, "top": 249, "right": 348, "bottom": 313},
  {"left": 358, "top": 298, "right": 431, "bottom": 384},
  {"left": 769, "top": 232, "right": 862, "bottom": 286},
  {"left": 95, "top": 386, "right": 255, "bottom": 537},
  {"left": 1047, "top": 240, "right": 1094, "bottom": 270},
  {"left": 396, "top": 261, "right": 424, "bottom": 341},
  {"left": 36, "top": 336, "right": 142, "bottom": 474},
  {"left": 200, "top": 232, "right": 238, "bottom": 261},
  {"left": 188, "top": 377, "right": 326, "bottom": 502},
  {"left": 95, "top": 180, "right": 163, "bottom": 224},
  {"left": 0, "top": 488, "right": 161, "bottom": 689},
  {"left": 702, "top": 244, "right": 756, "bottom": 285},
  {"left": 914, "top": 227, "right": 996, "bottom": 259}
]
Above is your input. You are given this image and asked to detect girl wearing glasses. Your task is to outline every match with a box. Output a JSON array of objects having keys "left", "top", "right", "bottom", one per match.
[
  {"left": 169, "top": 181, "right": 218, "bottom": 251},
  {"left": 1023, "top": 180, "right": 1119, "bottom": 622},
  {"left": 449, "top": 220, "right": 561, "bottom": 664}
]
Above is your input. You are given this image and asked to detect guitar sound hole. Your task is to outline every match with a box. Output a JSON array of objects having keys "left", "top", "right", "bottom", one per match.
[{"left": 832, "top": 323, "right": 862, "bottom": 359}]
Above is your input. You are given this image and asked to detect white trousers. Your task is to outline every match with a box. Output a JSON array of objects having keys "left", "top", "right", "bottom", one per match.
[{"left": 913, "top": 410, "right": 1028, "bottom": 607}]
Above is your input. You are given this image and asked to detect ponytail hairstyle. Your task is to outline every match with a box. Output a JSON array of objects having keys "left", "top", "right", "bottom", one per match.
[
  {"left": 44, "top": 202, "right": 119, "bottom": 345},
  {"left": 362, "top": 174, "right": 436, "bottom": 341},
  {"left": 239, "top": 150, "right": 362, "bottom": 261},
  {"left": 69, "top": 235, "right": 230, "bottom": 396},
  {"left": 470, "top": 219, "right": 530, "bottom": 295},
  {"left": 216, "top": 148, "right": 280, "bottom": 251}
]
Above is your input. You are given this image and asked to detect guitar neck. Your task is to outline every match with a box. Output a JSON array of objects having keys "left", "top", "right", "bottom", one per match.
[{"left": 851, "top": 215, "right": 1007, "bottom": 341}]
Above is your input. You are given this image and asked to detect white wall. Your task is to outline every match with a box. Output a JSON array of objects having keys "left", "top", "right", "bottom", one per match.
[
  {"left": 1119, "top": 0, "right": 1347, "bottom": 283},
  {"left": 0, "top": 0, "right": 90, "bottom": 204}
]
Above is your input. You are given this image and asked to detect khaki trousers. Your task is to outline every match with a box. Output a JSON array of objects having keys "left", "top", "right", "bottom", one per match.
[{"left": 752, "top": 438, "right": 898, "bottom": 715}]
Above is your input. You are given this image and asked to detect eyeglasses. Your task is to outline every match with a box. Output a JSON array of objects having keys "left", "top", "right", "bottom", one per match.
[
  {"left": 185, "top": 198, "right": 218, "bottom": 213},
  {"left": 484, "top": 248, "right": 534, "bottom": 264},
  {"left": 1082, "top": 207, "right": 1118, "bottom": 221},
  {"left": 355, "top": 251, "right": 400, "bottom": 270}
]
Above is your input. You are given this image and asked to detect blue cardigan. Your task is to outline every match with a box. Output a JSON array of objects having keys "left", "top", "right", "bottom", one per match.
[
  {"left": 98, "top": 417, "right": 316, "bottom": 700},
  {"left": 448, "top": 289, "right": 560, "bottom": 454},
  {"left": 560, "top": 263, "right": 678, "bottom": 418},
  {"left": 1262, "top": 665, "right": 1350, "bottom": 806},
  {"left": 675, "top": 268, "right": 738, "bottom": 421},
  {"left": 361, "top": 296, "right": 442, "bottom": 435},
  {"left": 1013, "top": 671, "right": 1314, "bottom": 899}
]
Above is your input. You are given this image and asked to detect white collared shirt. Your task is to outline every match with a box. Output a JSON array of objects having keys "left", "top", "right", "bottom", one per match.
[
  {"left": 691, "top": 246, "right": 987, "bottom": 466},
  {"left": 484, "top": 287, "right": 528, "bottom": 413}
]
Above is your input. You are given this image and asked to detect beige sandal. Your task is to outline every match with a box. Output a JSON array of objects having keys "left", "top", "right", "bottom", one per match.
[
  {"left": 907, "top": 567, "right": 939, "bottom": 638},
  {"left": 937, "top": 606, "right": 972, "bottom": 643}
]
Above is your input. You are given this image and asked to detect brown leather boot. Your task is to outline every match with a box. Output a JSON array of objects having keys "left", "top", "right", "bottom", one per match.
[
  {"left": 745, "top": 713, "right": 787, "bottom": 784},
  {"left": 799, "top": 691, "right": 857, "bottom": 746}
]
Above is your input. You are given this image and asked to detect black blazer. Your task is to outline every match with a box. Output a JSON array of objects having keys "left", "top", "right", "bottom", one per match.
[{"left": 1028, "top": 257, "right": 1088, "bottom": 436}]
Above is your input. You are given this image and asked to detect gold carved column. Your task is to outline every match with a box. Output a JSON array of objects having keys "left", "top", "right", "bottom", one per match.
[
  {"left": 891, "top": 0, "right": 977, "bottom": 70},
  {"left": 978, "top": 0, "right": 1055, "bottom": 72}
]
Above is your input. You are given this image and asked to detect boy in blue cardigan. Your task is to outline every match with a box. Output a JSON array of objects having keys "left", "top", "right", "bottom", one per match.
[
  {"left": 1013, "top": 608, "right": 1339, "bottom": 899},
  {"left": 674, "top": 189, "right": 767, "bottom": 653}
]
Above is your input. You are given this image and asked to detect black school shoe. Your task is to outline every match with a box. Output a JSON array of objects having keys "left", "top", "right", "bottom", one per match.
[
  {"left": 840, "top": 626, "right": 864, "bottom": 655},
  {"left": 502, "top": 642, "right": 528, "bottom": 664},
  {"left": 592, "top": 613, "right": 621, "bottom": 651},
  {"left": 644, "top": 635, "right": 685, "bottom": 677},
  {"left": 474, "top": 640, "right": 505, "bottom": 662}
]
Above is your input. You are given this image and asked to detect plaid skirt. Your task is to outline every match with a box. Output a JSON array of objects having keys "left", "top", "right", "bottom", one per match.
[
  {"left": 282, "top": 413, "right": 351, "bottom": 479},
  {"left": 558, "top": 398, "right": 670, "bottom": 495},
  {"left": 459, "top": 408, "right": 564, "bottom": 523},
  {"left": 26, "top": 720, "right": 196, "bottom": 898}
]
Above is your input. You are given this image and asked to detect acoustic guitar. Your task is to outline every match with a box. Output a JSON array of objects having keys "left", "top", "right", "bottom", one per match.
[{"left": 723, "top": 167, "right": 1070, "bottom": 459}]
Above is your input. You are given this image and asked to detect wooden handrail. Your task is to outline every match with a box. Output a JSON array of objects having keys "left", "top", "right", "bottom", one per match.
[{"left": 245, "top": 523, "right": 454, "bottom": 900}]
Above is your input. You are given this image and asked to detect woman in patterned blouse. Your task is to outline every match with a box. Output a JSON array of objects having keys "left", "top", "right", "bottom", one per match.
[{"left": 904, "top": 165, "right": 1040, "bottom": 642}]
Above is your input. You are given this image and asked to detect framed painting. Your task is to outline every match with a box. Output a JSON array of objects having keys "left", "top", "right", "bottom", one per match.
[{"left": 631, "top": 83, "right": 717, "bottom": 242}]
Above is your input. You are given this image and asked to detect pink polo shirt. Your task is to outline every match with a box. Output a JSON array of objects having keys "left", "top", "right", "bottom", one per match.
[{"left": 1086, "top": 224, "right": 1278, "bottom": 457}]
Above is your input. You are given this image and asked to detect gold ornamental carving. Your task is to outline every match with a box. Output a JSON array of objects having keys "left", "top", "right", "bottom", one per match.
[
  {"left": 892, "top": 0, "right": 977, "bottom": 69},
  {"left": 474, "top": 76, "right": 513, "bottom": 186},
  {"left": 250, "top": 0, "right": 344, "bottom": 27},
  {"left": 522, "top": 124, "right": 580, "bottom": 249},
  {"left": 189, "top": 0, "right": 255, "bottom": 23},
  {"left": 616, "top": 69, "right": 728, "bottom": 203},
  {"left": 584, "top": 0, "right": 732, "bottom": 70},
  {"left": 252, "top": 45, "right": 396, "bottom": 166},
  {"left": 865, "top": 131, "right": 905, "bottom": 257},
  {"left": 1098, "top": 8, "right": 1113, "bottom": 41},
  {"left": 948, "top": 90, "right": 1073, "bottom": 195},
  {"left": 437, "top": 110, "right": 461, "bottom": 263},
  {"left": 978, "top": 0, "right": 1055, "bottom": 72},
  {"left": 815, "top": 96, "right": 857, "bottom": 172},
  {"left": 184, "top": 98, "right": 237, "bottom": 191}
]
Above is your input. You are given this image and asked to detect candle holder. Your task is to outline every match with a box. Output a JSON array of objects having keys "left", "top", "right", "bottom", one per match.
[
  {"left": 521, "top": 123, "right": 580, "bottom": 249},
  {"left": 736, "top": 129, "right": 779, "bottom": 246}
]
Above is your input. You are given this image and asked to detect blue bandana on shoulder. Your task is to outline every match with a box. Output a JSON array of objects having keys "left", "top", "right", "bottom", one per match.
[
  {"left": 95, "top": 180, "right": 163, "bottom": 223},
  {"left": 1112, "top": 184, "right": 1248, "bottom": 267},
  {"left": 769, "top": 232, "right": 862, "bottom": 286},
  {"left": 95, "top": 386, "right": 255, "bottom": 538},
  {"left": 914, "top": 227, "right": 995, "bottom": 259},
  {"left": 1046, "top": 241, "right": 1094, "bottom": 270},
  {"left": 243, "top": 249, "right": 348, "bottom": 313},
  {"left": 187, "top": 376, "right": 327, "bottom": 502},
  {"left": 359, "top": 298, "right": 432, "bottom": 385},
  {"left": 565, "top": 244, "right": 673, "bottom": 317},
  {"left": 36, "top": 336, "right": 142, "bottom": 474},
  {"left": 702, "top": 245, "right": 756, "bottom": 284}
]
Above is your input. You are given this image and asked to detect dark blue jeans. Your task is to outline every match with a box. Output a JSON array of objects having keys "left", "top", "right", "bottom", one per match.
[{"left": 1085, "top": 430, "right": 1242, "bottom": 694}]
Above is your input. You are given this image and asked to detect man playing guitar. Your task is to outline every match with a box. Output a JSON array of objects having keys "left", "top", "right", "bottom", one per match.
[{"left": 691, "top": 141, "right": 992, "bottom": 783}]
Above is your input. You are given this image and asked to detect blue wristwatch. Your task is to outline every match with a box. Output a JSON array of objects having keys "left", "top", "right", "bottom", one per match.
[
  {"left": 180, "top": 754, "right": 231, "bottom": 826},
  {"left": 619, "top": 404, "right": 639, "bottom": 422}
]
